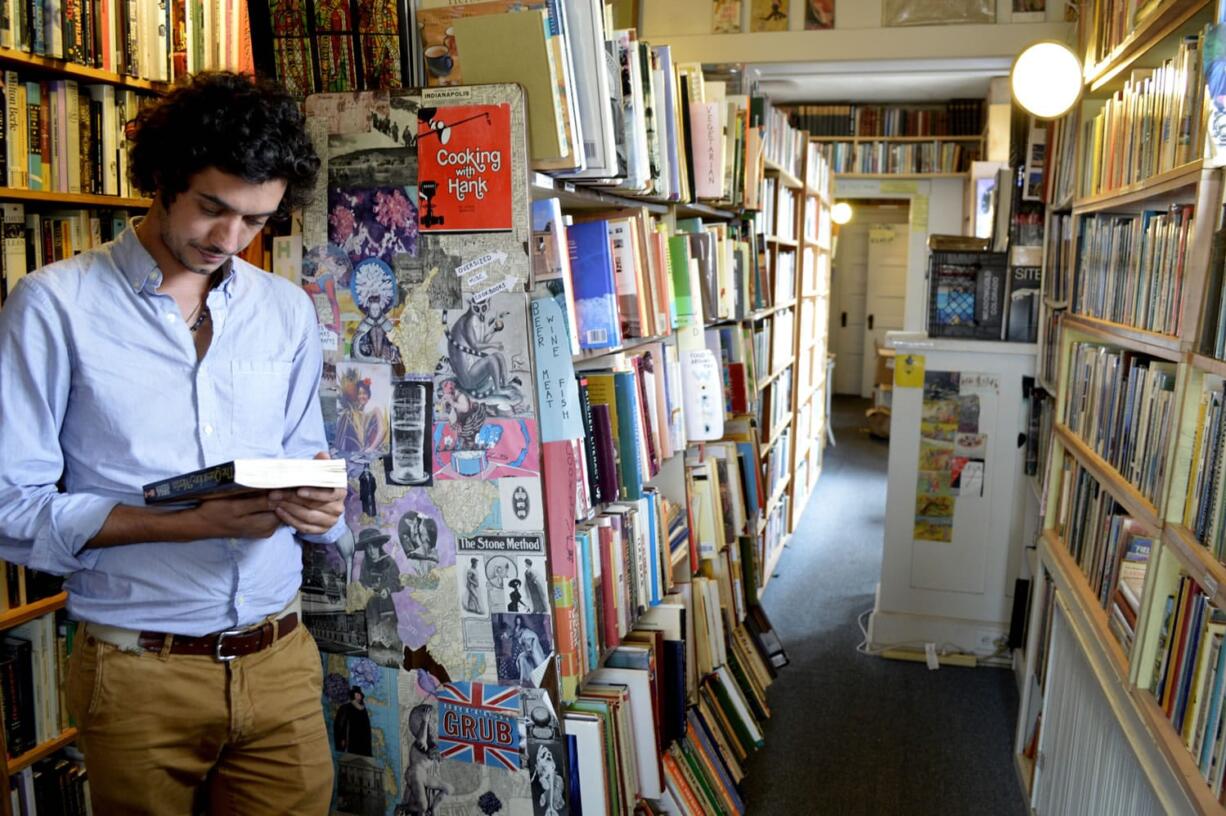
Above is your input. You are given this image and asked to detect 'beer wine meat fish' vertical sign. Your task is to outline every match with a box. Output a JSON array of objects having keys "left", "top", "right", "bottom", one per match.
[{"left": 417, "top": 102, "right": 514, "bottom": 232}]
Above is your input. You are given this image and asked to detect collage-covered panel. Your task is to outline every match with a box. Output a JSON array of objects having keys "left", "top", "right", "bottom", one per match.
[{"left": 302, "top": 85, "right": 569, "bottom": 815}]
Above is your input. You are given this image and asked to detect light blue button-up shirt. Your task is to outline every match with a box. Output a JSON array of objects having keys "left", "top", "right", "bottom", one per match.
[{"left": 0, "top": 222, "right": 345, "bottom": 635}]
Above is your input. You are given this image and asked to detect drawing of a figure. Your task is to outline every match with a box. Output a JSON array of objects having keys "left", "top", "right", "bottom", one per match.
[
  {"left": 531, "top": 745, "right": 565, "bottom": 816},
  {"left": 463, "top": 557, "right": 483, "bottom": 614},
  {"left": 523, "top": 559, "right": 547, "bottom": 614},
  {"left": 507, "top": 579, "right": 524, "bottom": 613},
  {"left": 514, "top": 615, "right": 547, "bottom": 685},
  {"left": 399, "top": 703, "right": 452, "bottom": 816},
  {"left": 486, "top": 557, "right": 512, "bottom": 612},
  {"left": 444, "top": 299, "right": 523, "bottom": 407},
  {"left": 335, "top": 367, "right": 388, "bottom": 459}
]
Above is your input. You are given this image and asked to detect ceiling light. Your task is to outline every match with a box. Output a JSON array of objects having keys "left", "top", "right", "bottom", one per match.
[
  {"left": 832, "top": 202, "right": 853, "bottom": 225},
  {"left": 1011, "top": 41, "right": 1082, "bottom": 119}
]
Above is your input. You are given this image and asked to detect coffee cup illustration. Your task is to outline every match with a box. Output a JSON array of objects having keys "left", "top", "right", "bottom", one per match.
[
  {"left": 425, "top": 44, "right": 453, "bottom": 78},
  {"left": 444, "top": 27, "right": 456, "bottom": 53}
]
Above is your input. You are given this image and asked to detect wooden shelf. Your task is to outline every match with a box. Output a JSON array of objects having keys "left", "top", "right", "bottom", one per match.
[
  {"left": 763, "top": 414, "right": 793, "bottom": 454},
  {"left": 1163, "top": 525, "right": 1226, "bottom": 610},
  {"left": 530, "top": 172, "right": 669, "bottom": 215},
  {"left": 6, "top": 728, "right": 78, "bottom": 774},
  {"left": 573, "top": 335, "right": 662, "bottom": 363},
  {"left": 1043, "top": 529, "right": 1226, "bottom": 814},
  {"left": 765, "top": 474, "right": 792, "bottom": 516},
  {"left": 0, "top": 187, "right": 151, "bottom": 209},
  {"left": 764, "top": 159, "right": 803, "bottom": 191},
  {"left": 766, "top": 236, "right": 798, "bottom": 248},
  {"left": 757, "top": 359, "right": 793, "bottom": 393},
  {"left": 1084, "top": 0, "right": 1211, "bottom": 91},
  {"left": 1041, "top": 530, "right": 1131, "bottom": 677},
  {"left": 0, "top": 593, "right": 68, "bottom": 631},
  {"left": 1072, "top": 160, "right": 1204, "bottom": 216},
  {"left": 746, "top": 300, "right": 797, "bottom": 321},
  {"left": 1061, "top": 313, "right": 1183, "bottom": 363},
  {"left": 1043, "top": 295, "right": 1068, "bottom": 309},
  {"left": 1053, "top": 422, "right": 1162, "bottom": 532},
  {"left": 834, "top": 172, "right": 969, "bottom": 180},
  {"left": 1190, "top": 353, "right": 1226, "bottom": 379},
  {"left": 759, "top": 533, "right": 790, "bottom": 594},
  {"left": 0, "top": 47, "right": 168, "bottom": 91},
  {"left": 811, "top": 134, "right": 984, "bottom": 143},
  {"left": 676, "top": 201, "right": 737, "bottom": 220}
]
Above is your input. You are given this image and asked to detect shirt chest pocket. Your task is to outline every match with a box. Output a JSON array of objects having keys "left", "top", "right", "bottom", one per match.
[{"left": 230, "top": 360, "right": 292, "bottom": 450}]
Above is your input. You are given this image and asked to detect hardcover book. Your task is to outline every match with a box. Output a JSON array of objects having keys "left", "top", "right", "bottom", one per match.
[{"left": 141, "top": 458, "right": 347, "bottom": 504}]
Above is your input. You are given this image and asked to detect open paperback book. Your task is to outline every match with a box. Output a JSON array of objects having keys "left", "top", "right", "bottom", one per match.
[{"left": 142, "top": 458, "right": 347, "bottom": 504}]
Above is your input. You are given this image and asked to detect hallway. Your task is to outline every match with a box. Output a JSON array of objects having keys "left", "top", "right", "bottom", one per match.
[{"left": 742, "top": 397, "right": 1026, "bottom": 815}]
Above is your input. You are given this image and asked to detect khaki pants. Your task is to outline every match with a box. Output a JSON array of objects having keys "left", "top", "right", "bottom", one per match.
[{"left": 66, "top": 622, "right": 334, "bottom": 815}]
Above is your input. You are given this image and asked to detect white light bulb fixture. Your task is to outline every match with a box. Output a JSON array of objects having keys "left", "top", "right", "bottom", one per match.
[
  {"left": 831, "top": 202, "right": 853, "bottom": 225},
  {"left": 1011, "top": 41, "right": 1083, "bottom": 119}
]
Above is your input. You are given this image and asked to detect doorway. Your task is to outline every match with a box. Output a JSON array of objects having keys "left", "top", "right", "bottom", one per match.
[{"left": 829, "top": 201, "right": 910, "bottom": 398}]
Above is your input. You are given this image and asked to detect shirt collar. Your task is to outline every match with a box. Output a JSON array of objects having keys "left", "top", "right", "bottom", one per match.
[{"left": 114, "top": 217, "right": 240, "bottom": 296}]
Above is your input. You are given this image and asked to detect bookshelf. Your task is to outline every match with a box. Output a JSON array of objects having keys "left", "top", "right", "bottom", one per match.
[
  {"left": 0, "top": 589, "right": 72, "bottom": 814},
  {"left": 1016, "top": 3, "right": 1226, "bottom": 810}
]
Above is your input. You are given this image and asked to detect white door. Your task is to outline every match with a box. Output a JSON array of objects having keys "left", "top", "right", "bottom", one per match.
[
  {"left": 861, "top": 223, "right": 908, "bottom": 399},
  {"left": 830, "top": 223, "right": 867, "bottom": 396}
]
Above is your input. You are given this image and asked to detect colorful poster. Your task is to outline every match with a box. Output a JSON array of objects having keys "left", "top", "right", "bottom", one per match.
[
  {"left": 321, "top": 656, "right": 402, "bottom": 816},
  {"left": 750, "top": 0, "right": 788, "bottom": 31},
  {"left": 712, "top": 0, "right": 742, "bottom": 32},
  {"left": 804, "top": 0, "right": 834, "bottom": 29},
  {"left": 417, "top": 103, "right": 514, "bottom": 232}
]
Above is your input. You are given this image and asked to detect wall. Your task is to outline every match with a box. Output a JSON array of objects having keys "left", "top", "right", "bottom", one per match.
[
  {"left": 833, "top": 176, "right": 964, "bottom": 333},
  {"left": 640, "top": 0, "right": 1073, "bottom": 63}
]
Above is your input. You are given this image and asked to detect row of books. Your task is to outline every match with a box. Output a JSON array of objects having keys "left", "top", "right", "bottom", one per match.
[
  {"left": 413, "top": 3, "right": 763, "bottom": 207},
  {"left": 1182, "top": 375, "right": 1226, "bottom": 560},
  {"left": 0, "top": 204, "right": 130, "bottom": 305},
  {"left": 817, "top": 140, "right": 980, "bottom": 175},
  {"left": 0, "top": 562, "right": 62, "bottom": 613},
  {"left": 1062, "top": 342, "right": 1177, "bottom": 506},
  {"left": 537, "top": 199, "right": 768, "bottom": 354},
  {"left": 1073, "top": 206, "right": 1195, "bottom": 337},
  {"left": 0, "top": 74, "right": 155, "bottom": 198},
  {"left": 1082, "top": 0, "right": 1165, "bottom": 71},
  {"left": 1052, "top": 453, "right": 1153, "bottom": 651},
  {"left": 1043, "top": 108, "right": 1079, "bottom": 206},
  {"left": 1044, "top": 213, "right": 1074, "bottom": 305},
  {"left": 803, "top": 139, "right": 831, "bottom": 194},
  {"left": 1149, "top": 574, "right": 1226, "bottom": 800},
  {"left": 1078, "top": 41, "right": 1206, "bottom": 199},
  {"left": 761, "top": 99, "right": 803, "bottom": 181},
  {"left": 564, "top": 603, "right": 778, "bottom": 815},
  {"left": 2, "top": 614, "right": 73, "bottom": 759},
  {"left": 785, "top": 100, "right": 985, "bottom": 137},
  {"left": 1039, "top": 305, "right": 1063, "bottom": 388},
  {"left": 9, "top": 750, "right": 90, "bottom": 816},
  {"left": 0, "top": 0, "right": 249, "bottom": 82},
  {"left": 760, "top": 176, "right": 797, "bottom": 242}
]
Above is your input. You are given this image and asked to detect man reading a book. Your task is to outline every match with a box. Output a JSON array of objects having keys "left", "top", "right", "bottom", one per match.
[{"left": 0, "top": 73, "right": 344, "bottom": 814}]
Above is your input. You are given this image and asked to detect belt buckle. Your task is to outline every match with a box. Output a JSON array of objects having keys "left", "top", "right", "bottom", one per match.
[{"left": 214, "top": 628, "right": 246, "bottom": 662}]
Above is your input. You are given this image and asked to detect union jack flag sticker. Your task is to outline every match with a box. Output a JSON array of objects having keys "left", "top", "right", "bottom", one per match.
[{"left": 436, "top": 682, "right": 523, "bottom": 770}]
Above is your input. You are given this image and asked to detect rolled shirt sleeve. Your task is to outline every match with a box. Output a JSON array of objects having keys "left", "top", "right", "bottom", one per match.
[{"left": 0, "top": 277, "right": 114, "bottom": 575}]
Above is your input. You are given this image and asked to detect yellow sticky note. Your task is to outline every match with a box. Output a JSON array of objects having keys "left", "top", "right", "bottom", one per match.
[
  {"left": 910, "top": 195, "right": 929, "bottom": 231},
  {"left": 895, "top": 353, "right": 925, "bottom": 388}
]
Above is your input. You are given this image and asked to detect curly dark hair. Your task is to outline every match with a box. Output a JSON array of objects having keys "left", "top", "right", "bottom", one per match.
[{"left": 128, "top": 72, "right": 319, "bottom": 215}]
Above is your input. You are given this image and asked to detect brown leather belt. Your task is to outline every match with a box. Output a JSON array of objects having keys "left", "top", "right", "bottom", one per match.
[{"left": 136, "top": 613, "right": 299, "bottom": 661}]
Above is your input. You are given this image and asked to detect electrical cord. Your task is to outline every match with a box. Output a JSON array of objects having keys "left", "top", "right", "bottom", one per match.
[{"left": 854, "top": 606, "right": 1013, "bottom": 665}]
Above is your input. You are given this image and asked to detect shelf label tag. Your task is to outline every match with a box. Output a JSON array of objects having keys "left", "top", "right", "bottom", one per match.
[{"left": 895, "top": 353, "right": 925, "bottom": 388}]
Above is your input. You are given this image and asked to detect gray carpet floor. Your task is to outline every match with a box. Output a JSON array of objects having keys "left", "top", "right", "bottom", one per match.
[{"left": 741, "top": 396, "right": 1026, "bottom": 816}]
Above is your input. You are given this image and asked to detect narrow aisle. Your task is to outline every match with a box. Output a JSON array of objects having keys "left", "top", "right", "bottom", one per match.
[{"left": 742, "top": 397, "right": 1025, "bottom": 815}]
